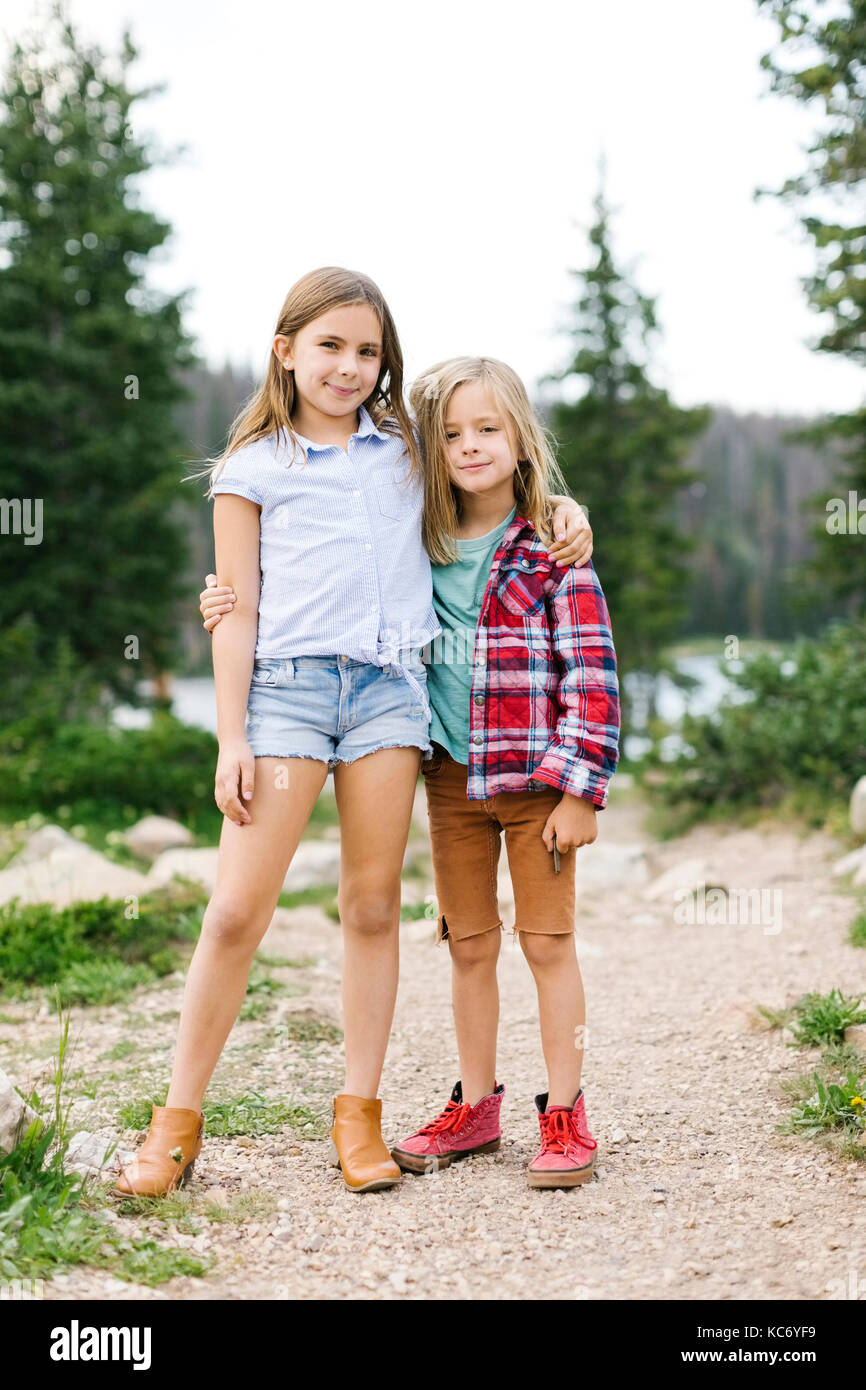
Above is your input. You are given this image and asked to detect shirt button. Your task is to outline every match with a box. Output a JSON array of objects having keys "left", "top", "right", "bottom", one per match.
[
  {"left": 476, "top": 657, "right": 485, "bottom": 667},
  {"left": 521, "top": 558, "right": 530, "bottom": 567},
  {"left": 472, "top": 735, "right": 483, "bottom": 745},
  {"left": 474, "top": 694, "right": 484, "bottom": 705},
  {"left": 340, "top": 655, "right": 349, "bottom": 663}
]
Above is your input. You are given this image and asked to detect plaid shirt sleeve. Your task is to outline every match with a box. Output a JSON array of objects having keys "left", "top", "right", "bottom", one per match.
[{"left": 529, "top": 560, "right": 621, "bottom": 808}]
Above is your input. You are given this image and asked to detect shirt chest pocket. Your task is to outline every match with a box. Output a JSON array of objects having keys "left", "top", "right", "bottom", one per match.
[
  {"left": 497, "top": 559, "right": 548, "bottom": 624},
  {"left": 375, "top": 457, "right": 409, "bottom": 521}
]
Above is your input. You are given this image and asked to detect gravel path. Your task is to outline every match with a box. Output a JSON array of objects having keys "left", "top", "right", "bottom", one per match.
[{"left": 4, "top": 787, "right": 865, "bottom": 1301}]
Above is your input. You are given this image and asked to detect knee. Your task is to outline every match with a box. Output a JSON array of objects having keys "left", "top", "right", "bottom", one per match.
[
  {"left": 450, "top": 926, "right": 501, "bottom": 969},
  {"left": 519, "top": 931, "right": 572, "bottom": 970},
  {"left": 339, "top": 887, "right": 400, "bottom": 937},
  {"left": 200, "top": 898, "right": 260, "bottom": 953}
]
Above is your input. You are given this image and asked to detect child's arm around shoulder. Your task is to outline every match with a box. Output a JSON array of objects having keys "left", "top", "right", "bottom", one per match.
[
  {"left": 211, "top": 493, "right": 262, "bottom": 826},
  {"left": 533, "top": 558, "right": 621, "bottom": 808}
]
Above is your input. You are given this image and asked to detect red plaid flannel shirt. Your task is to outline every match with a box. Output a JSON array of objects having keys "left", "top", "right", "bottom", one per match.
[{"left": 458, "top": 512, "right": 621, "bottom": 806}]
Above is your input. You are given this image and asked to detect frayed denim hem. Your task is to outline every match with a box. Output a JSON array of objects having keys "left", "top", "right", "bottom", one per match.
[
  {"left": 331, "top": 739, "right": 431, "bottom": 768},
  {"left": 250, "top": 751, "right": 331, "bottom": 763}
]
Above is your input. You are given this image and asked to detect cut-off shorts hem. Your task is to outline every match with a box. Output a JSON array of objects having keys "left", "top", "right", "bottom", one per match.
[
  {"left": 248, "top": 740, "right": 430, "bottom": 768},
  {"left": 327, "top": 738, "right": 429, "bottom": 769},
  {"left": 436, "top": 914, "right": 503, "bottom": 946},
  {"left": 250, "top": 750, "right": 329, "bottom": 763}
]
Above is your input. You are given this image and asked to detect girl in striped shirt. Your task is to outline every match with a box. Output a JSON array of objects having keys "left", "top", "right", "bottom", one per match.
[{"left": 115, "top": 268, "right": 591, "bottom": 1200}]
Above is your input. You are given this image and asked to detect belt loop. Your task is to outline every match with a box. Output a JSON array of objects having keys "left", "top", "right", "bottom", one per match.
[{"left": 284, "top": 658, "right": 295, "bottom": 682}]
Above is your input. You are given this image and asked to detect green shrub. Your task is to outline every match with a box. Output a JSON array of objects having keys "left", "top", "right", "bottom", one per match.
[
  {"left": 645, "top": 618, "right": 866, "bottom": 820},
  {"left": 0, "top": 883, "right": 205, "bottom": 1002},
  {"left": 0, "top": 713, "right": 219, "bottom": 828}
]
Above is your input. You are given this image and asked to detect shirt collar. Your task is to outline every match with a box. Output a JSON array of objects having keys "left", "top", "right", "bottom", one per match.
[
  {"left": 282, "top": 402, "right": 390, "bottom": 457},
  {"left": 502, "top": 513, "right": 536, "bottom": 547}
]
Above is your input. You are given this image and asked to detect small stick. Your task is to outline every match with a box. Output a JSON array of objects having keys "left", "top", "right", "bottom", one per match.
[{"left": 552, "top": 832, "right": 561, "bottom": 874}]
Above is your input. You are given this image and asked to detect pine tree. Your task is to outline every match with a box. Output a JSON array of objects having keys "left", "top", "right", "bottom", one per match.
[
  {"left": 0, "top": 5, "right": 195, "bottom": 703},
  {"left": 548, "top": 187, "right": 711, "bottom": 738},
  {"left": 757, "top": 0, "right": 866, "bottom": 606}
]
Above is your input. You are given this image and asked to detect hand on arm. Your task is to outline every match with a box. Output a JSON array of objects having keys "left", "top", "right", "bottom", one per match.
[
  {"left": 200, "top": 575, "right": 236, "bottom": 630},
  {"left": 211, "top": 495, "right": 260, "bottom": 826},
  {"left": 547, "top": 494, "right": 593, "bottom": 568}
]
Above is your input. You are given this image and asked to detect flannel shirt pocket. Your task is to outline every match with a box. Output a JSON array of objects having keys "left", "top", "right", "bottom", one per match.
[{"left": 498, "top": 560, "right": 547, "bottom": 622}]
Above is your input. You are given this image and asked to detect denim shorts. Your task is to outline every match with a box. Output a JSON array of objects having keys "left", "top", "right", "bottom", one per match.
[{"left": 244, "top": 654, "right": 432, "bottom": 767}]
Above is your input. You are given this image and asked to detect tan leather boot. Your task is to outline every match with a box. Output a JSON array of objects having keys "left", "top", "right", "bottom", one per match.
[
  {"left": 111, "top": 1105, "right": 204, "bottom": 1198},
  {"left": 329, "top": 1093, "right": 402, "bottom": 1192}
]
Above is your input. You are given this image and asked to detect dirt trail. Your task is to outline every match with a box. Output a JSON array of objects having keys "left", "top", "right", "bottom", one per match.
[{"left": 4, "top": 787, "right": 865, "bottom": 1302}]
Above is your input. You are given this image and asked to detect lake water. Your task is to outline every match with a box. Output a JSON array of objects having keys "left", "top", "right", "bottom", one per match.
[{"left": 112, "top": 652, "right": 755, "bottom": 762}]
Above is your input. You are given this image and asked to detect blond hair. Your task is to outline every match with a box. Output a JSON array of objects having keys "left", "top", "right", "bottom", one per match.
[
  {"left": 190, "top": 266, "right": 420, "bottom": 494},
  {"left": 409, "top": 356, "right": 569, "bottom": 565}
]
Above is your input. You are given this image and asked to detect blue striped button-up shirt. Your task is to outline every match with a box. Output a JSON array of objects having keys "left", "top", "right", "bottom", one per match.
[{"left": 209, "top": 405, "right": 441, "bottom": 720}]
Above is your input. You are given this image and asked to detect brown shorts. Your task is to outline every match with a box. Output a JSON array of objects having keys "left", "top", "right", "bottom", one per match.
[{"left": 421, "top": 743, "right": 576, "bottom": 943}]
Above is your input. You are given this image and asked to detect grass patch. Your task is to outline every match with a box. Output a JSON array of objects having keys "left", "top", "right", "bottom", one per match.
[
  {"left": 255, "top": 952, "right": 316, "bottom": 969},
  {"left": 787, "top": 989, "right": 866, "bottom": 1049},
  {"left": 109, "top": 1189, "right": 203, "bottom": 1232},
  {"left": 782, "top": 1067, "right": 866, "bottom": 1143},
  {"left": 400, "top": 900, "right": 435, "bottom": 921},
  {"left": 0, "top": 1000, "right": 214, "bottom": 1285},
  {"left": 98, "top": 1040, "right": 138, "bottom": 1063},
  {"left": 277, "top": 883, "right": 339, "bottom": 913},
  {"left": 237, "top": 964, "right": 307, "bottom": 1021},
  {"left": 758, "top": 988, "right": 866, "bottom": 1049},
  {"left": 278, "top": 1014, "right": 342, "bottom": 1046},
  {"left": 848, "top": 907, "right": 866, "bottom": 949},
  {"left": 202, "top": 1190, "right": 280, "bottom": 1223},
  {"left": 118, "top": 1088, "right": 324, "bottom": 1139}
]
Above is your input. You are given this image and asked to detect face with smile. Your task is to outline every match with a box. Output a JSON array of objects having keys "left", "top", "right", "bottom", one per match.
[
  {"left": 275, "top": 301, "right": 383, "bottom": 435},
  {"left": 444, "top": 379, "right": 520, "bottom": 506}
]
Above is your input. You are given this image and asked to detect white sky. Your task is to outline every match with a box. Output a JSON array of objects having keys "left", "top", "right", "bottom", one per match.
[{"left": 3, "top": 0, "right": 864, "bottom": 415}]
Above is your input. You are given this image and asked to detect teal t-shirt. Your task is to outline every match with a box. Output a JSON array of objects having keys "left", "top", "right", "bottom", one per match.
[{"left": 427, "top": 505, "right": 518, "bottom": 765}]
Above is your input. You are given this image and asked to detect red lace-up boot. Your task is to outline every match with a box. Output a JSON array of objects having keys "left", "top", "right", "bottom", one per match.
[
  {"left": 527, "top": 1089, "right": 597, "bottom": 1188},
  {"left": 391, "top": 1080, "right": 504, "bottom": 1174}
]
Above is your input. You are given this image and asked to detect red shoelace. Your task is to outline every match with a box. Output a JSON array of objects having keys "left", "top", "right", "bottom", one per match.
[
  {"left": 418, "top": 1099, "right": 473, "bottom": 1138},
  {"left": 540, "top": 1108, "right": 598, "bottom": 1157}
]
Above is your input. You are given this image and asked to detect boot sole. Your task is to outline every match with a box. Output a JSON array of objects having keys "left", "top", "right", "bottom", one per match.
[
  {"left": 327, "top": 1138, "right": 401, "bottom": 1192},
  {"left": 108, "top": 1156, "right": 198, "bottom": 1200},
  {"left": 527, "top": 1157, "right": 596, "bottom": 1188},
  {"left": 390, "top": 1137, "right": 501, "bottom": 1174}
]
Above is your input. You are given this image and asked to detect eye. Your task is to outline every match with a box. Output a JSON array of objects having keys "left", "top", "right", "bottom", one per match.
[
  {"left": 481, "top": 426, "right": 499, "bottom": 433},
  {"left": 361, "top": 347, "right": 380, "bottom": 358},
  {"left": 320, "top": 340, "right": 338, "bottom": 349},
  {"left": 445, "top": 431, "right": 458, "bottom": 441}
]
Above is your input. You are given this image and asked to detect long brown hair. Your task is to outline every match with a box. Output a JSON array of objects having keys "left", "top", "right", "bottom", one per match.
[
  {"left": 409, "top": 356, "right": 570, "bottom": 565},
  {"left": 197, "top": 267, "right": 420, "bottom": 494}
]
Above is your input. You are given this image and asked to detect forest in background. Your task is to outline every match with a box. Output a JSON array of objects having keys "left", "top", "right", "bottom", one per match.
[{"left": 171, "top": 362, "right": 853, "bottom": 677}]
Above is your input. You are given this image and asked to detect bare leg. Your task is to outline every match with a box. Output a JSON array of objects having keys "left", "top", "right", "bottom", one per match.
[
  {"left": 333, "top": 747, "right": 421, "bottom": 1099},
  {"left": 518, "top": 932, "right": 585, "bottom": 1107},
  {"left": 448, "top": 927, "right": 501, "bottom": 1105},
  {"left": 166, "top": 757, "right": 329, "bottom": 1110}
]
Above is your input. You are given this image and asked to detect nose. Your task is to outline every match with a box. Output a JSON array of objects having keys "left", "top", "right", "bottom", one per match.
[
  {"left": 337, "top": 353, "right": 358, "bottom": 379},
  {"left": 461, "top": 433, "right": 479, "bottom": 455}
]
